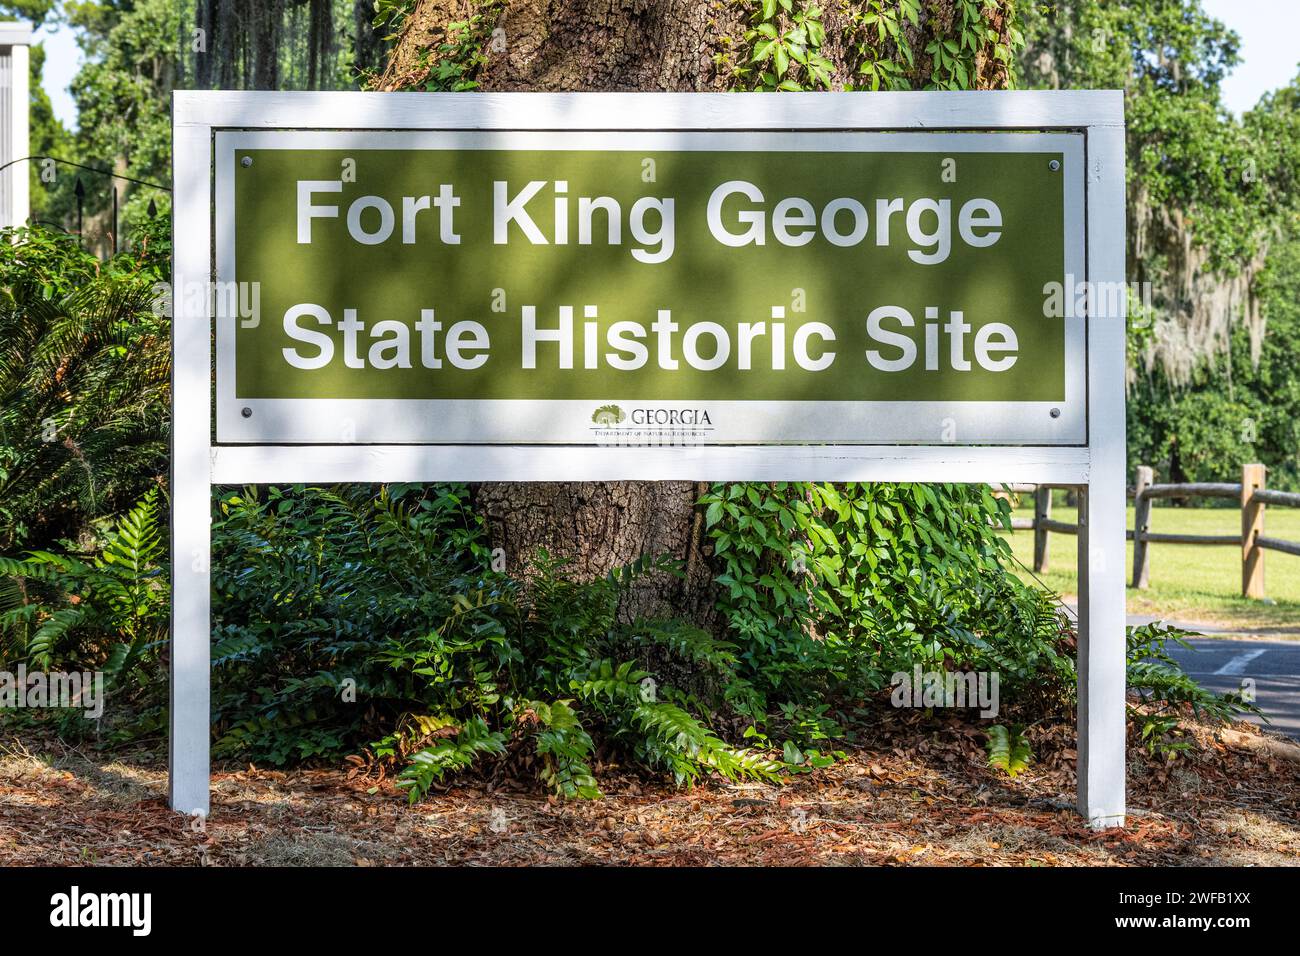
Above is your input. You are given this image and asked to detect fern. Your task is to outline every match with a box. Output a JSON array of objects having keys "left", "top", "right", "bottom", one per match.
[
  {"left": 632, "top": 700, "right": 784, "bottom": 786},
  {"left": 625, "top": 620, "right": 740, "bottom": 672},
  {"left": 0, "top": 489, "right": 166, "bottom": 676},
  {"left": 26, "top": 608, "right": 87, "bottom": 668},
  {"left": 1126, "top": 622, "right": 1261, "bottom": 757},
  {"left": 524, "top": 699, "right": 602, "bottom": 800},
  {"left": 986, "top": 724, "right": 1032, "bottom": 777},
  {"left": 0, "top": 478, "right": 801, "bottom": 797},
  {"left": 396, "top": 717, "right": 507, "bottom": 803},
  {"left": 570, "top": 658, "right": 650, "bottom": 706},
  {"left": 0, "top": 276, "right": 168, "bottom": 553}
]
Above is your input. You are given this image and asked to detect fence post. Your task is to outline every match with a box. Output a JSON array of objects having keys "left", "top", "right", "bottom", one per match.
[
  {"left": 1131, "top": 465, "right": 1153, "bottom": 589},
  {"left": 1033, "top": 485, "right": 1052, "bottom": 573},
  {"left": 1242, "top": 463, "right": 1266, "bottom": 599}
]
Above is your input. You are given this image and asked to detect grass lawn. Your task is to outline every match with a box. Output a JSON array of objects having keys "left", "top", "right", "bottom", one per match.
[{"left": 1000, "top": 503, "right": 1300, "bottom": 632}]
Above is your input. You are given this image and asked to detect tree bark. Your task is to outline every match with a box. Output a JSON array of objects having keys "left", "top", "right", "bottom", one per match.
[
  {"left": 376, "top": 0, "right": 743, "bottom": 94},
  {"left": 476, "top": 480, "right": 721, "bottom": 629}
]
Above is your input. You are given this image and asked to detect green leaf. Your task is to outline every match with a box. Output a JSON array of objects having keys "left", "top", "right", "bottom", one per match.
[
  {"left": 986, "top": 725, "right": 1032, "bottom": 777},
  {"left": 773, "top": 44, "right": 789, "bottom": 78}
]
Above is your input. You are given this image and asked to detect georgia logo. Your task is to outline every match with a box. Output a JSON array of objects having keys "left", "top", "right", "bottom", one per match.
[{"left": 591, "top": 404, "right": 626, "bottom": 426}]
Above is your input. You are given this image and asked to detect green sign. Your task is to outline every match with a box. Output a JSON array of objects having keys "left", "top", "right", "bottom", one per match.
[{"left": 215, "top": 131, "right": 1084, "bottom": 444}]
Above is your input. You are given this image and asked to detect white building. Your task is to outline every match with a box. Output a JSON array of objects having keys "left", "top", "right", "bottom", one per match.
[{"left": 0, "top": 22, "right": 31, "bottom": 230}]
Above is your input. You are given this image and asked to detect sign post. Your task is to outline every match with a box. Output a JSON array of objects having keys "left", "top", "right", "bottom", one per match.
[
  {"left": 0, "top": 21, "right": 31, "bottom": 230},
  {"left": 171, "top": 90, "right": 1126, "bottom": 826}
]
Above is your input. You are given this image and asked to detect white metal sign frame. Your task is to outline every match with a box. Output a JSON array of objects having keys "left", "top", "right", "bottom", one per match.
[{"left": 171, "top": 90, "right": 1127, "bottom": 827}]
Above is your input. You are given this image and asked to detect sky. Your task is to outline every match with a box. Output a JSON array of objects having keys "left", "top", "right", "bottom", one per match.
[
  {"left": 26, "top": 1, "right": 1300, "bottom": 130},
  {"left": 34, "top": 19, "right": 78, "bottom": 127},
  {"left": 1200, "top": 0, "right": 1300, "bottom": 113}
]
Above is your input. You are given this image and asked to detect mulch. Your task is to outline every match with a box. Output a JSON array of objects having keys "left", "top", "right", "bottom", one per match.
[{"left": 1, "top": 710, "right": 1296, "bottom": 866}]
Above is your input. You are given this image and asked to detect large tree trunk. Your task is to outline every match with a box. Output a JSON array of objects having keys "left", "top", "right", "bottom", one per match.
[
  {"left": 475, "top": 481, "right": 721, "bottom": 629},
  {"left": 377, "top": 0, "right": 1019, "bottom": 625}
]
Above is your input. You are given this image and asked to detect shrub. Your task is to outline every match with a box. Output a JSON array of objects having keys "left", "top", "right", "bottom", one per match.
[
  {"left": 0, "top": 490, "right": 168, "bottom": 740},
  {"left": 1126, "top": 621, "right": 1260, "bottom": 757},
  {"left": 0, "top": 232, "right": 168, "bottom": 552},
  {"left": 208, "top": 484, "right": 782, "bottom": 798},
  {"left": 700, "top": 481, "right": 1077, "bottom": 731}
]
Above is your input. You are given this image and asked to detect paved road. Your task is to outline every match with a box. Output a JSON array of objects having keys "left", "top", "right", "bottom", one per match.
[
  {"left": 1163, "top": 637, "right": 1300, "bottom": 740},
  {"left": 1062, "top": 603, "right": 1300, "bottom": 739}
]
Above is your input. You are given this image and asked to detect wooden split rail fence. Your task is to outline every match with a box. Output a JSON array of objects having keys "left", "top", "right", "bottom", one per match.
[{"left": 1008, "top": 464, "right": 1300, "bottom": 599}]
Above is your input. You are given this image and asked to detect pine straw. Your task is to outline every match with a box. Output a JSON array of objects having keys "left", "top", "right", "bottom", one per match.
[{"left": 1, "top": 711, "right": 1296, "bottom": 867}]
